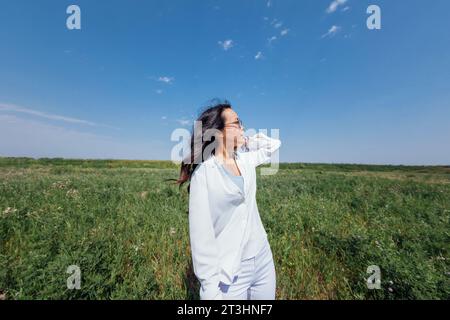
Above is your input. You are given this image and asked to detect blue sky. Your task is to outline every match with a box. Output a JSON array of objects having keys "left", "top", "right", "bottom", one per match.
[{"left": 0, "top": 0, "right": 449, "bottom": 164}]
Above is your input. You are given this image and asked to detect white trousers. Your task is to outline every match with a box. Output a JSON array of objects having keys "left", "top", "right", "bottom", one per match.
[{"left": 218, "top": 240, "right": 276, "bottom": 300}]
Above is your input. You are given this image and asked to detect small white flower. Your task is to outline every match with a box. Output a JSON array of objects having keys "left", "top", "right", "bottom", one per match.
[
  {"left": 66, "top": 189, "right": 79, "bottom": 198},
  {"left": 2, "top": 207, "right": 17, "bottom": 215},
  {"left": 140, "top": 191, "right": 149, "bottom": 199}
]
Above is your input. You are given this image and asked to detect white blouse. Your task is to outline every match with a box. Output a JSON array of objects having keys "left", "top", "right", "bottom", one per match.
[{"left": 188, "top": 132, "right": 282, "bottom": 300}]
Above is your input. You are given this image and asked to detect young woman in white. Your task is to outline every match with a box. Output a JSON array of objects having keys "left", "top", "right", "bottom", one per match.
[{"left": 176, "top": 101, "right": 281, "bottom": 300}]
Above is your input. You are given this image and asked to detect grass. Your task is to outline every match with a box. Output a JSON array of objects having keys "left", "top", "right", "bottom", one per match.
[{"left": 0, "top": 157, "right": 449, "bottom": 299}]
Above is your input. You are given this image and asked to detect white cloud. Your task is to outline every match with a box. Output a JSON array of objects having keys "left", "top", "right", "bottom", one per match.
[
  {"left": 267, "top": 0, "right": 272, "bottom": 8},
  {"left": 321, "top": 25, "right": 341, "bottom": 38},
  {"left": 268, "top": 36, "right": 277, "bottom": 44},
  {"left": 255, "top": 51, "right": 263, "bottom": 60},
  {"left": 161, "top": 116, "right": 167, "bottom": 120},
  {"left": 0, "top": 114, "right": 165, "bottom": 160},
  {"left": 341, "top": 6, "right": 350, "bottom": 12},
  {"left": 218, "top": 39, "right": 234, "bottom": 51},
  {"left": 158, "top": 76, "right": 174, "bottom": 84},
  {"left": 280, "top": 28, "right": 289, "bottom": 36},
  {"left": 176, "top": 118, "right": 192, "bottom": 126},
  {"left": 269, "top": 18, "right": 290, "bottom": 39},
  {"left": 0, "top": 102, "right": 101, "bottom": 127},
  {"left": 155, "top": 89, "right": 163, "bottom": 94},
  {"left": 326, "top": 0, "right": 348, "bottom": 14},
  {"left": 274, "top": 22, "right": 283, "bottom": 29}
]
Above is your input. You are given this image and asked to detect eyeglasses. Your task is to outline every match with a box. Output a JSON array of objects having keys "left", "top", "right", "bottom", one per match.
[{"left": 224, "top": 119, "right": 244, "bottom": 130}]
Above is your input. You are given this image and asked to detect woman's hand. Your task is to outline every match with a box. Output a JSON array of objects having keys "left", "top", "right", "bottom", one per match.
[{"left": 235, "top": 134, "right": 247, "bottom": 150}]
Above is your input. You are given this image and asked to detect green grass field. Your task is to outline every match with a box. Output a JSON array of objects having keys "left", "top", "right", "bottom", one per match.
[{"left": 0, "top": 157, "right": 449, "bottom": 300}]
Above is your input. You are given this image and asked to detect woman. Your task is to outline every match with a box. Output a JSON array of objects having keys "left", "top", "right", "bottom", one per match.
[{"left": 176, "top": 100, "right": 281, "bottom": 300}]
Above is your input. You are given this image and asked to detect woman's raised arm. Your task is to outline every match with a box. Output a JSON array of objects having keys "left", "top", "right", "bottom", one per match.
[{"left": 245, "top": 132, "right": 282, "bottom": 167}]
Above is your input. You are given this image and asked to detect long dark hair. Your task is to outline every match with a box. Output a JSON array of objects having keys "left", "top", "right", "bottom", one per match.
[{"left": 173, "top": 99, "right": 232, "bottom": 193}]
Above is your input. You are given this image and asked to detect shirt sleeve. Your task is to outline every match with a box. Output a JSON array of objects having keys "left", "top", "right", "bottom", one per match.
[
  {"left": 246, "top": 132, "right": 282, "bottom": 167},
  {"left": 188, "top": 166, "right": 224, "bottom": 300}
]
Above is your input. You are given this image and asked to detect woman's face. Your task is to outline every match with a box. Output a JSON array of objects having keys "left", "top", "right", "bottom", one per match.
[{"left": 222, "top": 108, "right": 245, "bottom": 150}]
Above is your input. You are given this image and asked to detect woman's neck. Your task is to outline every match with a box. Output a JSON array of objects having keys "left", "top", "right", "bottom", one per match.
[{"left": 215, "top": 143, "right": 235, "bottom": 164}]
